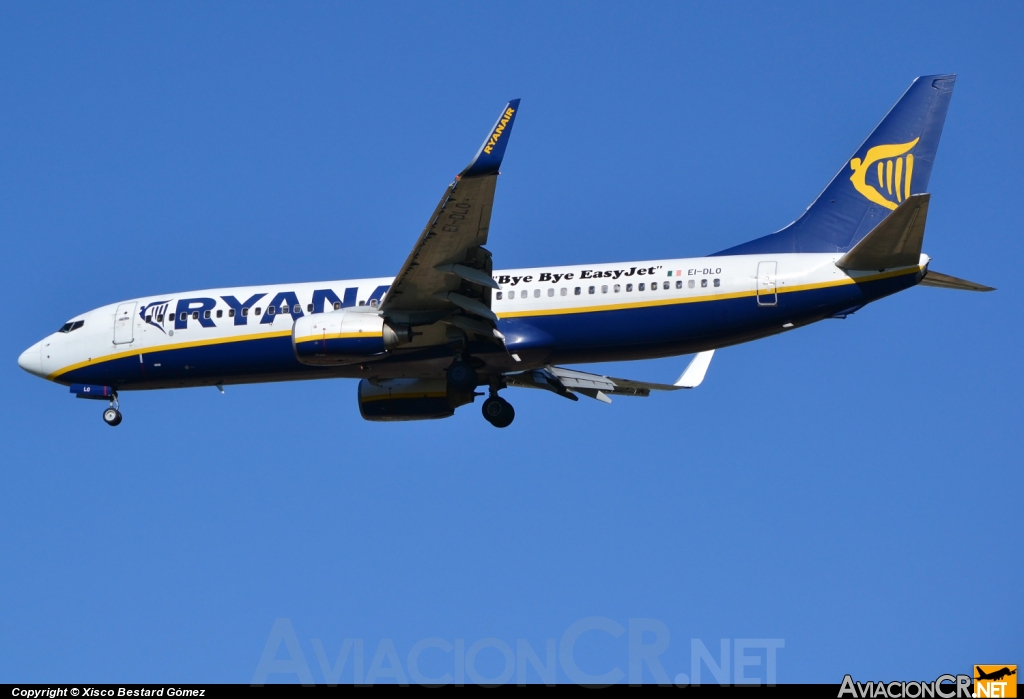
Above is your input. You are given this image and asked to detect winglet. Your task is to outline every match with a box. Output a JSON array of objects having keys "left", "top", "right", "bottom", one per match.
[
  {"left": 675, "top": 350, "right": 715, "bottom": 388},
  {"left": 460, "top": 99, "right": 521, "bottom": 178}
]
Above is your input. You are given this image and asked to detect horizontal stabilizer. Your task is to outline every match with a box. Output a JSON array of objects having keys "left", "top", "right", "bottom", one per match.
[
  {"left": 836, "top": 194, "right": 929, "bottom": 271},
  {"left": 674, "top": 350, "right": 715, "bottom": 388},
  {"left": 919, "top": 270, "right": 995, "bottom": 292}
]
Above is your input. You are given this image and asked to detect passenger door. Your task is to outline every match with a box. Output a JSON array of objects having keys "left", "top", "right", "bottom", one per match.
[
  {"left": 113, "top": 302, "right": 137, "bottom": 344},
  {"left": 756, "top": 261, "right": 777, "bottom": 306}
]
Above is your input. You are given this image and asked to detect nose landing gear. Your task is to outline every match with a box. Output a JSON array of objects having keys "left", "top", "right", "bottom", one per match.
[
  {"left": 102, "top": 395, "right": 122, "bottom": 426},
  {"left": 482, "top": 394, "right": 515, "bottom": 428}
]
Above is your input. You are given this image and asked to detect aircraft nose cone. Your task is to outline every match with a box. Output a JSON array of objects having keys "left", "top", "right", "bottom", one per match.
[{"left": 18, "top": 342, "right": 44, "bottom": 377}]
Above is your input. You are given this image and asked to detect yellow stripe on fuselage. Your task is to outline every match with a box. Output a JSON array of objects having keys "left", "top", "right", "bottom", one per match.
[
  {"left": 47, "top": 329, "right": 294, "bottom": 381},
  {"left": 293, "top": 331, "right": 383, "bottom": 344},
  {"left": 496, "top": 267, "right": 919, "bottom": 319}
]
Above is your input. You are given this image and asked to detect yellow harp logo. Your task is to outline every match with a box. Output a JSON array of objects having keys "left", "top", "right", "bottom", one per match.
[{"left": 849, "top": 137, "right": 919, "bottom": 210}]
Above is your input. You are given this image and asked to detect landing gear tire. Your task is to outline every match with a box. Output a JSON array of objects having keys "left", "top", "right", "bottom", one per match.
[
  {"left": 482, "top": 396, "right": 515, "bottom": 428},
  {"left": 103, "top": 408, "right": 123, "bottom": 427},
  {"left": 447, "top": 361, "right": 479, "bottom": 392}
]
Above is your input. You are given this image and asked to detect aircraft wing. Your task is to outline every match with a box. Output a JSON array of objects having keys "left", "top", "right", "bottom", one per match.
[
  {"left": 380, "top": 100, "right": 520, "bottom": 338},
  {"left": 506, "top": 351, "right": 715, "bottom": 403}
]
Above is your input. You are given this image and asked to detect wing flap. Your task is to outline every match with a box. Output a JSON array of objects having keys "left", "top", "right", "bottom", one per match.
[{"left": 506, "top": 352, "right": 716, "bottom": 403}]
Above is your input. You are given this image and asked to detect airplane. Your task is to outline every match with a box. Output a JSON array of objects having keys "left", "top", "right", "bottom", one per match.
[
  {"left": 976, "top": 667, "right": 1016, "bottom": 682},
  {"left": 17, "top": 74, "right": 993, "bottom": 428}
]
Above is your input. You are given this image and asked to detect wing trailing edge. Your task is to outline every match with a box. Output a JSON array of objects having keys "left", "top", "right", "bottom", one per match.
[{"left": 505, "top": 350, "right": 716, "bottom": 403}]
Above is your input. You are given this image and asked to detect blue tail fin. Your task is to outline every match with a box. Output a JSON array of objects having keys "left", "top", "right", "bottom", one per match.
[{"left": 714, "top": 75, "right": 955, "bottom": 256}]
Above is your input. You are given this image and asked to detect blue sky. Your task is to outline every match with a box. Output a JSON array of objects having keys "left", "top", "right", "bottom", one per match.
[{"left": 1, "top": 1, "right": 1020, "bottom": 684}]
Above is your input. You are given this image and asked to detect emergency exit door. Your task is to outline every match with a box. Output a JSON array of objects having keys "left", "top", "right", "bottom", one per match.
[
  {"left": 756, "top": 261, "right": 777, "bottom": 306},
  {"left": 113, "top": 302, "right": 136, "bottom": 344}
]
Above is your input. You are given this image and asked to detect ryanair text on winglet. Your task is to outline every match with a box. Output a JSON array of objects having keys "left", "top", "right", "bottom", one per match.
[{"left": 483, "top": 107, "right": 515, "bottom": 155}]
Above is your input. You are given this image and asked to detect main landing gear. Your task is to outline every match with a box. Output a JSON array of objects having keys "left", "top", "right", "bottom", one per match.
[
  {"left": 482, "top": 393, "right": 515, "bottom": 428},
  {"left": 102, "top": 395, "right": 122, "bottom": 427},
  {"left": 448, "top": 356, "right": 514, "bottom": 428}
]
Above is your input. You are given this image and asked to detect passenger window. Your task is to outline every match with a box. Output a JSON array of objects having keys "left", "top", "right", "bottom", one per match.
[
  {"left": 508, "top": 290, "right": 515, "bottom": 299},
  {"left": 688, "top": 279, "right": 695, "bottom": 288},
  {"left": 588, "top": 286, "right": 595, "bottom": 294},
  {"left": 547, "top": 288, "right": 553, "bottom": 297},
  {"left": 574, "top": 287, "right": 581, "bottom": 295},
  {"left": 216, "top": 310, "right": 223, "bottom": 318},
  {"left": 191, "top": 312, "right": 199, "bottom": 320},
  {"left": 599, "top": 285, "right": 606, "bottom": 293},
  {"left": 293, "top": 304, "right": 301, "bottom": 313},
  {"left": 613, "top": 284, "right": 620, "bottom": 293},
  {"left": 180, "top": 312, "right": 187, "bottom": 321},
  {"left": 229, "top": 309, "right": 236, "bottom": 318},
  {"left": 307, "top": 304, "right": 313, "bottom": 312},
  {"left": 157, "top": 314, "right": 164, "bottom": 322},
  {"left": 369, "top": 299, "right": 378, "bottom": 308},
  {"left": 713, "top": 278, "right": 720, "bottom": 287},
  {"left": 496, "top": 291, "right": 503, "bottom": 300},
  {"left": 639, "top": 283, "right": 645, "bottom": 291},
  {"left": 663, "top": 281, "right": 670, "bottom": 290},
  {"left": 145, "top": 315, "right": 152, "bottom": 322},
  {"left": 560, "top": 288, "right": 567, "bottom": 296},
  {"left": 676, "top": 280, "right": 683, "bottom": 289},
  {"left": 358, "top": 301, "right": 365, "bottom": 306},
  {"left": 242, "top": 308, "right": 249, "bottom": 316},
  {"left": 333, "top": 302, "right": 341, "bottom": 310},
  {"left": 203, "top": 311, "right": 211, "bottom": 319},
  {"left": 626, "top": 283, "right": 633, "bottom": 292},
  {"left": 268, "top": 306, "right": 276, "bottom": 315},
  {"left": 701, "top": 279, "right": 708, "bottom": 288},
  {"left": 534, "top": 289, "right": 540, "bottom": 298},
  {"left": 255, "top": 307, "right": 262, "bottom": 315}
]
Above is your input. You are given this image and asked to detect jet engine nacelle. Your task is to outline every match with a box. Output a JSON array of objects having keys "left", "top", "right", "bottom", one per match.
[
  {"left": 358, "top": 378, "right": 474, "bottom": 422},
  {"left": 292, "top": 309, "right": 411, "bottom": 366}
]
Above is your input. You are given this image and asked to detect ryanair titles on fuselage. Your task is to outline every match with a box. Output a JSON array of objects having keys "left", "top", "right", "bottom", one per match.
[{"left": 134, "top": 261, "right": 730, "bottom": 333}]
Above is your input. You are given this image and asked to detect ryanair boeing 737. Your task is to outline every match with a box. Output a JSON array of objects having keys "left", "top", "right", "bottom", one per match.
[{"left": 17, "top": 75, "right": 992, "bottom": 427}]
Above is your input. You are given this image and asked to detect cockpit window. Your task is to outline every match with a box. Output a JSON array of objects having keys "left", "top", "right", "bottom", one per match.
[{"left": 58, "top": 320, "right": 85, "bottom": 333}]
